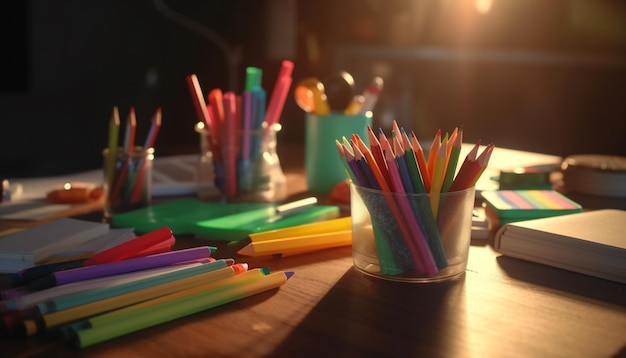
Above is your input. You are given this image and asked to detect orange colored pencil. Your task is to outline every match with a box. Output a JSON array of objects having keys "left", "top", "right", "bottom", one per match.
[{"left": 427, "top": 129, "right": 441, "bottom": 181}]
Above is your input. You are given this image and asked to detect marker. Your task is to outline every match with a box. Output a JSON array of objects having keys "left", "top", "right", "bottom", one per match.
[
  {"left": 264, "top": 60, "right": 293, "bottom": 126},
  {"left": 73, "top": 270, "right": 294, "bottom": 348},
  {"left": 244, "top": 66, "right": 263, "bottom": 91},
  {"left": 83, "top": 226, "right": 174, "bottom": 266},
  {"left": 359, "top": 76, "right": 383, "bottom": 115},
  {"left": 28, "top": 246, "right": 215, "bottom": 291},
  {"left": 33, "top": 260, "right": 248, "bottom": 328},
  {"left": 25, "top": 262, "right": 246, "bottom": 334},
  {"left": 6, "top": 260, "right": 213, "bottom": 312}
]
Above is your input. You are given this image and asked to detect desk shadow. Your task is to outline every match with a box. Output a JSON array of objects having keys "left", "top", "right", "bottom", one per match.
[
  {"left": 268, "top": 267, "right": 468, "bottom": 357},
  {"left": 496, "top": 255, "right": 626, "bottom": 307}
]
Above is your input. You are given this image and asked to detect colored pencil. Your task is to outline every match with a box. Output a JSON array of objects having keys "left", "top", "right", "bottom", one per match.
[
  {"left": 410, "top": 131, "right": 431, "bottom": 192},
  {"left": 427, "top": 129, "right": 441, "bottom": 179},
  {"left": 28, "top": 246, "right": 214, "bottom": 291},
  {"left": 130, "top": 107, "right": 161, "bottom": 204},
  {"left": 448, "top": 141, "right": 481, "bottom": 192},
  {"left": 442, "top": 127, "right": 463, "bottom": 192},
  {"left": 336, "top": 140, "right": 357, "bottom": 183},
  {"left": 401, "top": 131, "right": 426, "bottom": 193},
  {"left": 105, "top": 107, "right": 120, "bottom": 191},
  {"left": 471, "top": 144, "right": 495, "bottom": 187},
  {"left": 383, "top": 140, "right": 438, "bottom": 275},
  {"left": 429, "top": 138, "right": 448, "bottom": 217},
  {"left": 367, "top": 126, "right": 391, "bottom": 186},
  {"left": 352, "top": 143, "right": 379, "bottom": 190},
  {"left": 238, "top": 229, "right": 352, "bottom": 257},
  {"left": 6, "top": 261, "right": 211, "bottom": 312},
  {"left": 393, "top": 135, "right": 414, "bottom": 193},
  {"left": 83, "top": 227, "right": 174, "bottom": 266},
  {"left": 342, "top": 143, "right": 368, "bottom": 187},
  {"left": 353, "top": 134, "right": 388, "bottom": 191},
  {"left": 73, "top": 270, "right": 293, "bottom": 348},
  {"left": 25, "top": 263, "right": 247, "bottom": 334},
  {"left": 36, "top": 259, "right": 232, "bottom": 316}
]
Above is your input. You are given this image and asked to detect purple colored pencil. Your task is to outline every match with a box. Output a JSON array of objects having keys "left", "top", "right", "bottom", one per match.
[{"left": 28, "top": 247, "right": 213, "bottom": 290}]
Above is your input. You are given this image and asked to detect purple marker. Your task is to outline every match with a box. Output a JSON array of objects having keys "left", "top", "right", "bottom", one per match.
[{"left": 28, "top": 246, "right": 213, "bottom": 290}]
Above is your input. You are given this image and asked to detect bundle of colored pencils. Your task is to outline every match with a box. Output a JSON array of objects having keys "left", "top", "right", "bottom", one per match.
[
  {"left": 186, "top": 61, "right": 294, "bottom": 199},
  {"left": 337, "top": 121, "right": 493, "bottom": 211},
  {"left": 105, "top": 106, "right": 162, "bottom": 211},
  {"left": 0, "top": 227, "right": 292, "bottom": 348},
  {"left": 337, "top": 121, "right": 494, "bottom": 276}
]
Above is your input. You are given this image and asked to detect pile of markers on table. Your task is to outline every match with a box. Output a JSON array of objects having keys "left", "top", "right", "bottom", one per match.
[
  {"left": 336, "top": 120, "right": 494, "bottom": 276},
  {"left": 0, "top": 227, "right": 293, "bottom": 349},
  {"left": 186, "top": 61, "right": 293, "bottom": 199}
]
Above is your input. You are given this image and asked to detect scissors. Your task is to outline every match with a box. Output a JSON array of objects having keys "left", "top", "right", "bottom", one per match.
[
  {"left": 46, "top": 182, "right": 104, "bottom": 204},
  {"left": 294, "top": 71, "right": 355, "bottom": 115},
  {"left": 294, "top": 77, "right": 330, "bottom": 115}
]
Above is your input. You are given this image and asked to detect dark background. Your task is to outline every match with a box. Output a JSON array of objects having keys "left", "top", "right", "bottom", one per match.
[{"left": 1, "top": 0, "right": 625, "bottom": 178}]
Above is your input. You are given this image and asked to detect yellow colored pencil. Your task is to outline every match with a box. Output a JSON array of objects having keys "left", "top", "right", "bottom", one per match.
[
  {"left": 106, "top": 107, "right": 120, "bottom": 190},
  {"left": 75, "top": 270, "right": 292, "bottom": 348},
  {"left": 238, "top": 229, "right": 352, "bottom": 257},
  {"left": 66, "top": 268, "right": 267, "bottom": 337},
  {"left": 248, "top": 217, "right": 351, "bottom": 243},
  {"left": 33, "top": 264, "right": 248, "bottom": 332}
]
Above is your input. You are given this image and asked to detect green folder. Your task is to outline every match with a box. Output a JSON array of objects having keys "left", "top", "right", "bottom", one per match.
[{"left": 111, "top": 198, "right": 340, "bottom": 241}]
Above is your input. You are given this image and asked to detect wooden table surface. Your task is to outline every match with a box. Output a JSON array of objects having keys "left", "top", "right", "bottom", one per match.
[{"left": 2, "top": 144, "right": 626, "bottom": 357}]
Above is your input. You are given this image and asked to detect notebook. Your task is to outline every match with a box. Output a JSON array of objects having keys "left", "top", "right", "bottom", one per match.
[
  {"left": 494, "top": 209, "right": 626, "bottom": 284},
  {"left": 481, "top": 190, "right": 582, "bottom": 226},
  {"left": 111, "top": 198, "right": 341, "bottom": 241},
  {"left": 0, "top": 218, "right": 110, "bottom": 272}
]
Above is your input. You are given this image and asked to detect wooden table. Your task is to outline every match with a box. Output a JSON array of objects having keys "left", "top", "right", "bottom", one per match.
[{"left": 2, "top": 145, "right": 626, "bottom": 357}]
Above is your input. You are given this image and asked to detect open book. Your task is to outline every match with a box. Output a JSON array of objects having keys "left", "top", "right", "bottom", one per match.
[{"left": 494, "top": 209, "right": 626, "bottom": 284}]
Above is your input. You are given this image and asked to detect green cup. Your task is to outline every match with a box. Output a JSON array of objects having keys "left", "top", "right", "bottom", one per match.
[{"left": 305, "top": 113, "right": 372, "bottom": 193}]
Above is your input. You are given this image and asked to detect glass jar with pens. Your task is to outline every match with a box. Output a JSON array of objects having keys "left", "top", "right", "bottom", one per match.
[
  {"left": 102, "top": 146, "right": 155, "bottom": 219},
  {"left": 195, "top": 121, "right": 287, "bottom": 203}
]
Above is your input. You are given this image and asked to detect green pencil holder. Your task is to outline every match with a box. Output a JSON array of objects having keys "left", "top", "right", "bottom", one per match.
[{"left": 305, "top": 113, "right": 372, "bottom": 193}]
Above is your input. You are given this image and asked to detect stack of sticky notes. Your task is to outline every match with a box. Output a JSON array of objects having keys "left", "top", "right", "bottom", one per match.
[{"left": 480, "top": 190, "right": 582, "bottom": 226}]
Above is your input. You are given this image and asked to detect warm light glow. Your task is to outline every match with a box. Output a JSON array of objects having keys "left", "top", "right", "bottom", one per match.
[
  {"left": 63, "top": 182, "right": 72, "bottom": 190},
  {"left": 475, "top": 0, "right": 493, "bottom": 14}
]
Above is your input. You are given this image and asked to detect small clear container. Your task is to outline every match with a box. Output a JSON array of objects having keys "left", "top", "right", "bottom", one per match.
[
  {"left": 103, "top": 146, "right": 154, "bottom": 219},
  {"left": 195, "top": 122, "right": 287, "bottom": 203},
  {"left": 351, "top": 184, "right": 475, "bottom": 283}
]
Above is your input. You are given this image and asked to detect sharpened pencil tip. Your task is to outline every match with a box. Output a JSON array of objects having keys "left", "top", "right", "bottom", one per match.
[{"left": 285, "top": 271, "right": 295, "bottom": 279}]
